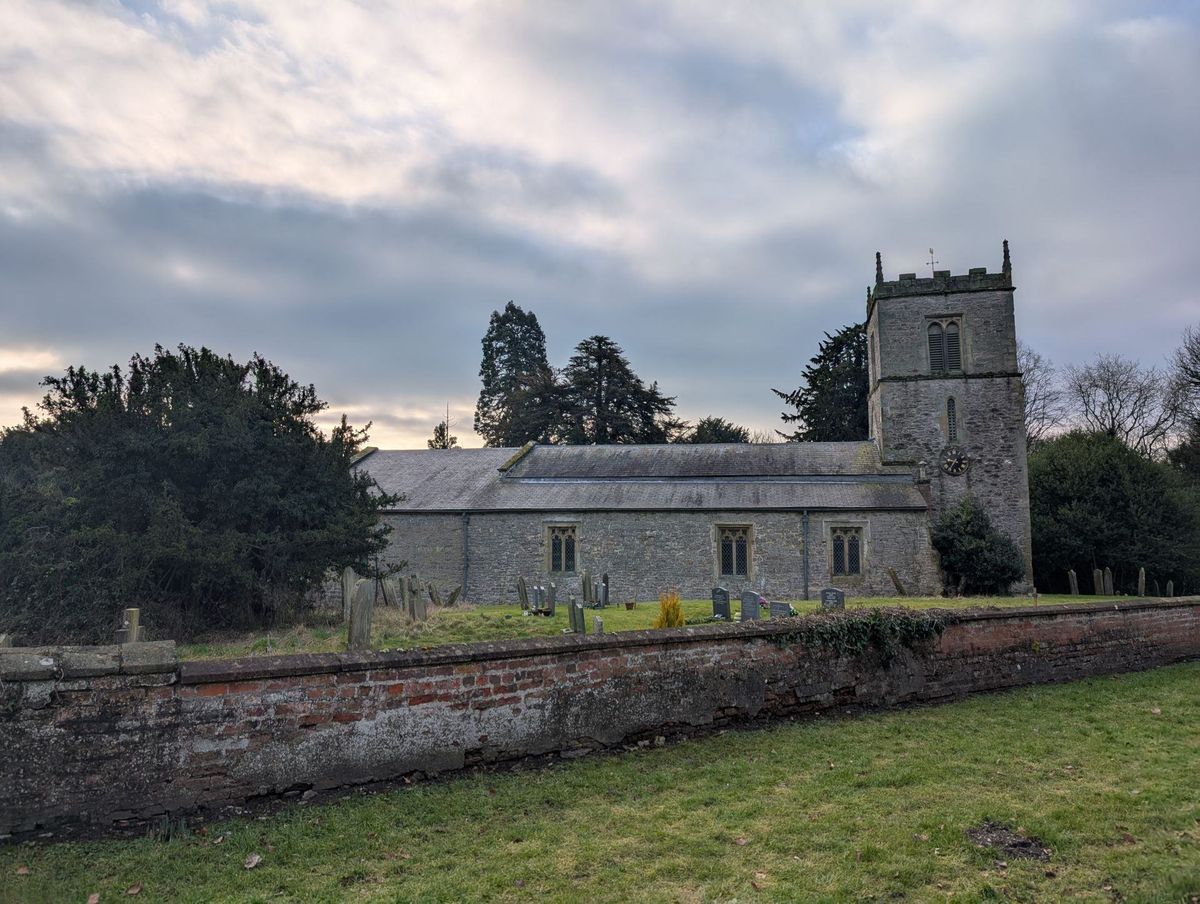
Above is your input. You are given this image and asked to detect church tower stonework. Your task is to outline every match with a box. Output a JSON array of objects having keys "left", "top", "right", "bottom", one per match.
[{"left": 866, "top": 242, "right": 1033, "bottom": 585}]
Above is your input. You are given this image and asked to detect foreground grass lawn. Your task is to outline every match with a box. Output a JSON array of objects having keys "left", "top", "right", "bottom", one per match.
[
  {"left": 4, "top": 662, "right": 1197, "bottom": 903},
  {"left": 179, "top": 594, "right": 1116, "bottom": 660}
]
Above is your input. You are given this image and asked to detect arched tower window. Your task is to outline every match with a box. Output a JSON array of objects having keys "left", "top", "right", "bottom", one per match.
[
  {"left": 927, "top": 319, "right": 962, "bottom": 374},
  {"left": 947, "top": 397, "right": 958, "bottom": 442},
  {"left": 927, "top": 323, "right": 944, "bottom": 372},
  {"left": 945, "top": 321, "right": 961, "bottom": 370}
]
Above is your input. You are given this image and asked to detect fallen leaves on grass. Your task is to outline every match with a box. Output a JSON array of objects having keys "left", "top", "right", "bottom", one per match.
[
  {"left": 244, "top": 853, "right": 262, "bottom": 870},
  {"left": 15, "top": 866, "right": 30, "bottom": 876},
  {"left": 87, "top": 894, "right": 100, "bottom": 904},
  {"left": 126, "top": 883, "right": 142, "bottom": 895},
  {"left": 733, "top": 837, "right": 749, "bottom": 846}
]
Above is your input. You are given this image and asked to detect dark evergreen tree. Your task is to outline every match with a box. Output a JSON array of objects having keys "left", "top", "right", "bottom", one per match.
[
  {"left": 0, "top": 345, "right": 395, "bottom": 644},
  {"left": 772, "top": 322, "right": 868, "bottom": 441},
  {"left": 931, "top": 497, "right": 1026, "bottom": 595},
  {"left": 427, "top": 420, "right": 459, "bottom": 449},
  {"left": 559, "top": 336, "right": 683, "bottom": 444},
  {"left": 679, "top": 416, "right": 750, "bottom": 444},
  {"left": 474, "top": 302, "right": 558, "bottom": 446},
  {"left": 1030, "top": 431, "right": 1200, "bottom": 593}
]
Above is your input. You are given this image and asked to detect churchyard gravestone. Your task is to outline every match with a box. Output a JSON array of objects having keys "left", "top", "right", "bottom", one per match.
[
  {"left": 1154, "top": 579, "right": 1161, "bottom": 597},
  {"left": 114, "top": 607, "right": 145, "bottom": 644},
  {"left": 712, "top": 587, "right": 731, "bottom": 620},
  {"left": 446, "top": 586, "right": 461, "bottom": 606},
  {"left": 739, "top": 590, "right": 760, "bottom": 621},
  {"left": 592, "top": 616, "right": 604, "bottom": 634},
  {"left": 0, "top": 634, "right": 11, "bottom": 648},
  {"left": 1167, "top": 580, "right": 1174, "bottom": 597},
  {"left": 341, "top": 566, "right": 358, "bottom": 622},
  {"left": 820, "top": 588, "right": 846, "bottom": 611},
  {"left": 1067, "top": 569, "right": 1079, "bottom": 596},
  {"left": 769, "top": 600, "right": 792, "bottom": 619},
  {"left": 518, "top": 577, "right": 530, "bottom": 611},
  {"left": 533, "top": 585, "right": 544, "bottom": 611},
  {"left": 602, "top": 573, "right": 610, "bottom": 607},
  {"left": 429, "top": 584, "right": 443, "bottom": 607},
  {"left": 1093, "top": 568, "right": 1104, "bottom": 595},
  {"left": 1103, "top": 567, "right": 1114, "bottom": 596},
  {"left": 581, "top": 569, "right": 592, "bottom": 605},
  {"left": 1137, "top": 567, "right": 1146, "bottom": 598},
  {"left": 411, "top": 588, "right": 428, "bottom": 622},
  {"left": 546, "top": 582, "right": 557, "bottom": 615},
  {"left": 347, "top": 579, "right": 374, "bottom": 651},
  {"left": 570, "top": 599, "right": 587, "bottom": 634},
  {"left": 381, "top": 577, "right": 400, "bottom": 607}
]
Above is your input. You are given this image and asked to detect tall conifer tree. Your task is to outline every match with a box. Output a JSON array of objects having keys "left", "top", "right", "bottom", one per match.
[
  {"left": 474, "top": 302, "right": 557, "bottom": 446},
  {"left": 773, "top": 322, "right": 868, "bottom": 441}
]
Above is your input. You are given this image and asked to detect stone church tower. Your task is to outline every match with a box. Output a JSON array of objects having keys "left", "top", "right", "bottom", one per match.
[{"left": 866, "top": 242, "right": 1033, "bottom": 583}]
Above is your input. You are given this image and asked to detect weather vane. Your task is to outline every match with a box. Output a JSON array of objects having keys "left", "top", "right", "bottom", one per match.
[{"left": 927, "top": 247, "right": 939, "bottom": 272}]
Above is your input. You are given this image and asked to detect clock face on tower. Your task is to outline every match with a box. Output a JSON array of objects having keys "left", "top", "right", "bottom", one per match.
[{"left": 940, "top": 446, "right": 970, "bottom": 476}]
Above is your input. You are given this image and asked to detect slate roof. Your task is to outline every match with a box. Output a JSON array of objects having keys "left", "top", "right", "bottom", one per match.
[{"left": 358, "top": 442, "right": 928, "bottom": 513}]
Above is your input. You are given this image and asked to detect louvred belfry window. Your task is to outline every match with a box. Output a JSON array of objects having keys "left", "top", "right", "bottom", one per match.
[
  {"left": 928, "top": 323, "right": 945, "bottom": 372},
  {"left": 928, "top": 319, "right": 963, "bottom": 374}
]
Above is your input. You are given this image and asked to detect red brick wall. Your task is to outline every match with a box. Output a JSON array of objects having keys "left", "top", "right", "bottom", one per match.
[{"left": 2, "top": 600, "right": 1197, "bottom": 838}]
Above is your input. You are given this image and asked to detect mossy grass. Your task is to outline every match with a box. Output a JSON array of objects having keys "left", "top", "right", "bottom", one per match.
[{"left": 4, "top": 662, "right": 1197, "bottom": 902}]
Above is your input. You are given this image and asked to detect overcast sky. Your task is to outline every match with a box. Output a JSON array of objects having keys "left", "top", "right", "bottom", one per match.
[{"left": 2, "top": 1, "right": 1198, "bottom": 448}]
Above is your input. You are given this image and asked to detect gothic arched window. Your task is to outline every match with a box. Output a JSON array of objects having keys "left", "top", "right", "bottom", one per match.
[
  {"left": 945, "top": 321, "right": 961, "bottom": 370},
  {"left": 927, "top": 319, "right": 962, "bottom": 374},
  {"left": 928, "top": 323, "right": 945, "bottom": 372}
]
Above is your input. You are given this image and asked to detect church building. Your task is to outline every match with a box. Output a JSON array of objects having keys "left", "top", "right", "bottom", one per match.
[{"left": 357, "top": 243, "right": 1032, "bottom": 602}]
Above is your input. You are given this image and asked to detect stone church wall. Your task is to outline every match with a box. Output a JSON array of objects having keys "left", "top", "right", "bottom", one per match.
[{"left": 383, "top": 508, "right": 941, "bottom": 603}]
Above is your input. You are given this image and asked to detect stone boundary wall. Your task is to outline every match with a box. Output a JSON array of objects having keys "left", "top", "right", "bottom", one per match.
[{"left": 2, "top": 600, "right": 1198, "bottom": 838}]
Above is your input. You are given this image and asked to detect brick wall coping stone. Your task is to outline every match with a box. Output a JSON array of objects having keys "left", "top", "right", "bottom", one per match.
[
  {"left": 174, "top": 597, "right": 1198, "bottom": 685},
  {"left": 0, "top": 640, "right": 176, "bottom": 682}
]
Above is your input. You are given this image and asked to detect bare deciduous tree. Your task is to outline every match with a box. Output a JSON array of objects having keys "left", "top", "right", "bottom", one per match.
[
  {"left": 1017, "top": 342, "right": 1066, "bottom": 449},
  {"left": 1172, "top": 325, "right": 1200, "bottom": 417},
  {"left": 1065, "top": 354, "right": 1185, "bottom": 457}
]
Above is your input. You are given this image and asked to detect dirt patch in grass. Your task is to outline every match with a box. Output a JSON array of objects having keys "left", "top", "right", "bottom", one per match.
[{"left": 966, "top": 820, "right": 1052, "bottom": 861}]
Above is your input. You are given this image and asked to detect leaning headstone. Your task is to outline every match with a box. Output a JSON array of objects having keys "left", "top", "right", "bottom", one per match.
[
  {"left": 1167, "top": 580, "right": 1174, "bottom": 598},
  {"left": 770, "top": 600, "right": 792, "bottom": 619},
  {"left": 429, "top": 583, "right": 443, "bottom": 607},
  {"left": 711, "top": 587, "right": 731, "bottom": 620},
  {"left": 739, "top": 590, "right": 760, "bottom": 622},
  {"left": 1137, "top": 567, "right": 1146, "bottom": 598},
  {"left": 517, "top": 577, "right": 530, "bottom": 610},
  {"left": 347, "top": 579, "right": 374, "bottom": 651},
  {"left": 381, "top": 577, "right": 400, "bottom": 607},
  {"left": 820, "top": 588, "right": 846, "bottom": 611},
  {"left": 341, "top": 566, "right": 358, "bottom": 622},
  {"left": 1093, "top": 568, "right": 1104, "bottom": 595},
  {"left": 571, "top": 600, "right": 586, "bottom": 634},
  {"left": 592, "top": 616, "right": 604, "bottom": 635},
  {"left": 887, "top": 568, "right": 907, "bottom": 597},
  {"left": 0, "top": 633, "right": 13, "bottom": 648},
  {"left": 1067, "top": 569, "right": 1079, "bottom": 596},
  {"left": 1103, "top": 567, "right": 1114, "bottom": 596},
  {"left": 1154, "top": 579, "right": 1161, "bottom": 597},
  {"left": 114, "top": 607, "right": 144, "bottom": 644},
  {"left": 446, "top": 586, "right": 461, "bottom": 606}
]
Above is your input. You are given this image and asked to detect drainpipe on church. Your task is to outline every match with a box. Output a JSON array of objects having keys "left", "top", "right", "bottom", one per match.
[
  {"left": 461, "top": 512, "right": 471, "bottom": 600},
  {"left": 802, "top": 510, "right": 810, "bottom": 600}
]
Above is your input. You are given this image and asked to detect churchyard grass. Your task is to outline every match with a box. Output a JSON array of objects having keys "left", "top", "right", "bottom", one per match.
[
  {"left": 4, "top": 661, "right": 1197, "bottom": 902},
  {"left": 178, "top": 594, "right": 1117, "bottom": 660}
]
